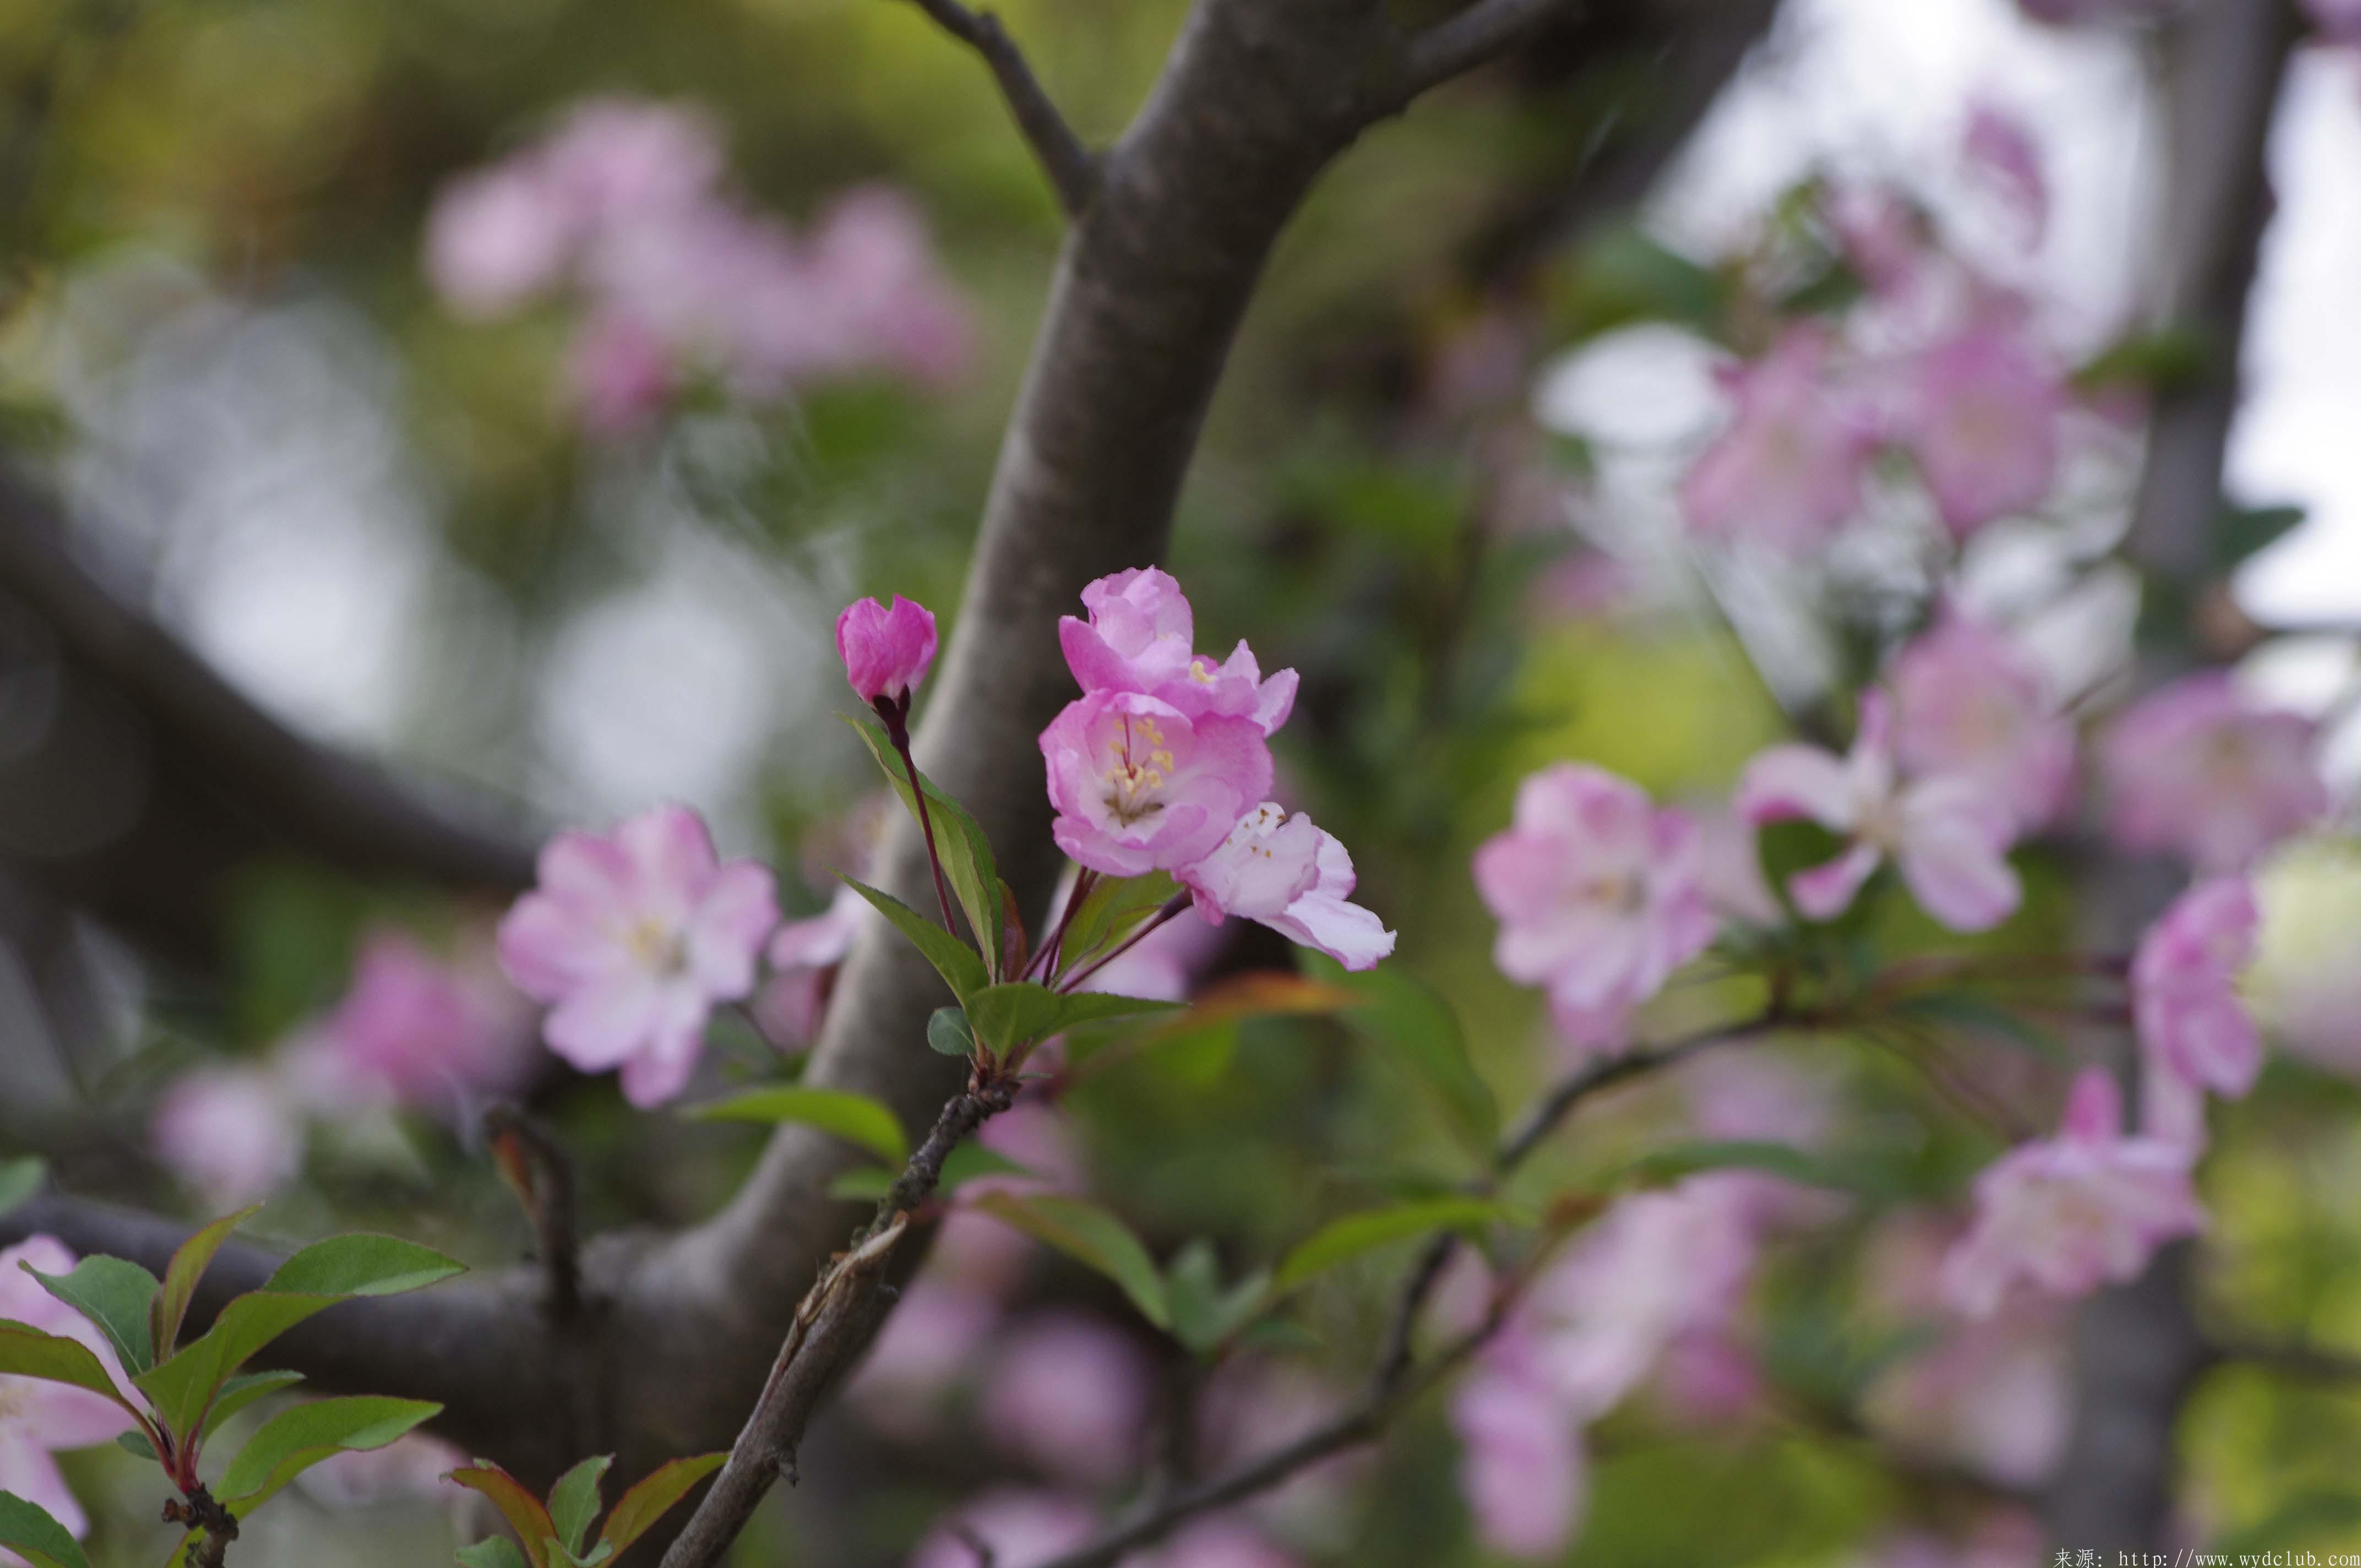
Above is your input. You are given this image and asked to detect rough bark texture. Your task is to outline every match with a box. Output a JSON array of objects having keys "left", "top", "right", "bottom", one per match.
[{"left": 2043, "top": 0, "right": 2298, "bottom": 1551}]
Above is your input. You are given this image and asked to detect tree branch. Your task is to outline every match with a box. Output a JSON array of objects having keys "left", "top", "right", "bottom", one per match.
[
  {"left": 1396, "top": 0, "right": 1581, "bottom": 104},
  {"left": 904, "top": 0, "right": 1101, "bottom": 217}
]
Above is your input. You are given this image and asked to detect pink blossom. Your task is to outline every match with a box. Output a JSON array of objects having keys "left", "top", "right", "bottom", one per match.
[
  {"left": 1963, "top": 103, "right": 2049, "bottom": 247},
  {"left": 1449, "top": 1358, "right": 1586, "bottom": 1559},
  {"left": 150, "top": 1067, "right": 302, "bottom": 1210},
  {"left": 1152, "top": 1521, "right": 1299, "bottom": 1568},
  {"left": 497, "top": 804, "right": 780, "bottom": 1107},
  {"left": 1058, "top": 569, "right": 1298, "bottom": 736},
  {"left": 308, "top": 929, "right": 532, "bottom": 1117},
  {"left": 847, "top": 1277, "right": 1000, "bottom": 1441},
  {"left": 423, "top": 164, "right": 579, "bottom": 318},
  {"left": 1650, "top": 1329, "right": 1765, "bottom": 1427},
  {"left": 1074, "top": 904, "right": 1225, "bottom": 1001},
  {"left": 538, "top": 99, "right": 725, "bottom": 231},
  {"left": 752, "top": 887, "right": 868, "bottom": 1049},
  {"left": 1898, "top": 325, "right": 2062, "bottom": 536},
  {"left": 974, "top": 1099, "right": 1089, "bottom": 1194},
  {"left": 1694, "top": 805, "right": 1783, "bottom": 927},
  {"left": 1679, "top": 325, "right": 1870, "bottom": 551},
  {"left": 0, "top": 1236, "right": 135, "bottom": 1557},
  {"left": 1887, "top": 611, "right": 2075, "bottom": 831},
  {"left": 980, "top": 1312, "right": 1153, "bottom": 1485},
  {"left": 795, "top": 186, "right": 977, "bottom": 388},
  {"left": 1738, "top": 693, "right": 2022, "bottom": 932},
  {"left": 1940, "top": 1070, "right": 2205, "bottom": 1318},
  {"left": 909, "top": 1491, "right": 1096, "bottom": 1568},
  {"left": 2134, "top": 879, "right": 2262, "bottom": 1124},
  {"left": 1178, "top": 803, "right": 1395, "bottom": 971},
  {"left": 293, "top": 1433, "right": 469, "bottom": 1509},
  {"left": 1473, "top": 765, "right": 1716, "bottom": 1054},
  {"left": 567, "top": 312, "right": 674, "bottom": 435},
  {"left": 836, "top": 595, "right": 940, "bottom": 707},
  {"left": 1041, "top": 691, "right": 1273, "bottom": 876},
  {"left": 2101, "top": 673, "right": 2328, "bottom": 873}
]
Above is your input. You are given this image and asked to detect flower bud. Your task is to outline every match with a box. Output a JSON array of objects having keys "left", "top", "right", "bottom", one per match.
[{"left": 836, "top": 595, "right": 939, "bottom": 707}]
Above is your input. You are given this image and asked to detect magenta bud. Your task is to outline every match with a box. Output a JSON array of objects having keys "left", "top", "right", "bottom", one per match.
[{"left": 836, "top": 595, "right": 939, "bottom": 707}]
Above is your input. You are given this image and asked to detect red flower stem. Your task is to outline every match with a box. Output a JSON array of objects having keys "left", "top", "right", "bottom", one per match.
[
  {"left": 1058, "top": 892, "right": 1189, "bottom": 994},
  {"left": 879, "top": 697, "right": 958, "bottom": 933}
]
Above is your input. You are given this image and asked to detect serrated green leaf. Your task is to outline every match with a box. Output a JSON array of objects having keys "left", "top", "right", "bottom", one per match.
[
  {"left": 927, "top": 1006, "right": 975, "bottom": 1058},
  {"left": 969, "top": 1192, "right": 1171, "bottom": 1329},
  {"left": 219, "top": 1395, "right": 443, "bottom": 1510},
  {"left": 841, "top": 876, "right": 989, "bottom": 1002},
  {"left": 595, "top": 1451, "right": 727, "bottom": 1555},
  {"left": 264, "top": 1234, "right": 466, "bottom": 1299},
  {"left": 135, "top": 1293, "right": 341, "bottom": 1440},
  {"left": 0, "top": 1320, "right": 140, "bottom": 1417},
  {"left": 448, "top": 1464, "right": 556, "bottom": 1568},
  {"left": 200, "top": 1369, "right": 306, "bottom": 1439},
  {"left": 843, "top": 715, "right": 1004, "bottom": 973},
  {"left": 0, "top": 1159, "right": 44, "bottom": 1222},
  {"left": 1272, "top": 1199, "right": 1504, "bottom": 1294},
  {"left": 154, "top": 1206, "right": 262, "bottom": 1359},
  {"left": 965, "top": 982, "right": 1180, "bottom": 1055},
  {"left": 0, "top": 1491, "right": 93, "bottom": 1568},
  {"left": 457, "top": 1541, "right": 532, "bottom": 1568},
  {"left": 1307, "top": 956, "right": 1498, "bottom": 1154},
  {"left": 115, "top": 1429, "right": 157, "bottom": 1461},
  {"left": 683, "top": 1088, "right": 907, "bottom": 1165},
  {"left": 25, "top": 1256, "right": 157, "bottom": 1374},
  {"left": 546, "top": 1454, "right": 611, "bottom": 1556}
]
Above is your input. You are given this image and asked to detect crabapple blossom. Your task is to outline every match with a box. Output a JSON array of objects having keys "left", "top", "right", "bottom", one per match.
[
  {"left": 909, "top": 1491, "right": 1095, "bottom": 1568},
  {"left": 0, "top": 1236, "right": 134, "bottom": 1557},
  {"left": 1058, "top": 568, "right": 1298, "bottom": 735},
  {"left": 1940, "top": 1070, "right": 2205, "bottom": 1318},
  {"left": 293, "top": 1433, "right": 469, "bottom": 1509},
  {"left": 1962, "top": 103, "right": 2048, "bottom": 247},
  {"left": 1738, "top": 693, "right": 2021, "bottom": 932},
  {"left": 497, "top": 803, "right": 780, "bottom": 1107},
  {"left": 846, "top": 1277, "right": 1001, "bottom": 1441},
  {"left": 1177, "top": 802, "right": 1396, "bottom": 971},
  {"left": 1473, "top": 765, "right": 1715, "bottom": 1054},
  {"left": 1152, "top": 1521, "right": 1301, "bottom": 1568},
  {"left": 980, "top": 1312, "right": 1154, "bottom": 1486},
  {"left": 424, "top": 162, "right": 580, "bottom": 318},
  {"left": 1041, "top": 690, "right": 1272, "bottom": 876},
  {"left": 2132, "top": 878, "right": 2262, "bottom": 1142},
  {"left": 307, "top": 928, "right": 534, "bottom": 1116},
  {"left": 2101, "top": 673, "right": 2328, "bottom": 873},
  {"left": 1898, "top": 325, "right": 2061, "bottom": 536},
  {"left": 1887, "top": 610, "right": 2075, "bottom": 831},
  {"left": 752, "top": 886, "right": 868, "bottom": 1048},
  {"left": 567, "top": 312, "right": 674, "bottom": 434},
  {"left": 1449, "top": 1354, "right": 1587, "bottom": 1559},
  {"left": 150, "top": 1066, "right": 303, "bottom": 1210},
  {"left": 835, "top": 595, "right": 940, "bottom": 708},
  {"left": 1679, "top": 324, "right": 1870, "bottom": 551}
]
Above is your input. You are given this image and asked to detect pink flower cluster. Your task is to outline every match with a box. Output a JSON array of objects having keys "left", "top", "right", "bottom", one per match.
[
  {"left": 426, "top": 99, "right": 972, "bottom": 433},
  {"left": 0, "top": 1235, "right": 133, "bottom": 1556},
  {"left": 2132, "top": 878, "right": 2264, "bottom": 1155},
  {"left": 1041, "top": 569, "right": 1394, "bottom": 971},
  {"left": 2101, "top": 673, "right": 2327, "bottom": 874}
]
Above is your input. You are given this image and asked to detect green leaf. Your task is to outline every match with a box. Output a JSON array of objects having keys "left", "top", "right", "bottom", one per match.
[
  {"left": 964, "top": 982, "right": 1180, "bottom": 1056},
  {"left": 1892, "top": 993, "right": 2065, "bottom": 1063},
  {"left": 264, "top": 1234, "right": 467, "bottom": 1298},
  {"left": 0, "top": 1320, "right": 140, "bottom": 1417},
  {"left": 154, "top": 1206, "right": 263, "bottom": 1359},
  {"left": 0, "top": 1491, "right": 93, "bottom": 1568},
  {"left": 546, "top": 1455, "right": 611, "bottom": 1556},
  {"left": 843, "top": 715, "right": 1004, "bottom": 973},
  {"left": 2213, "top": 503, "right": 2305, "bottom": 572},
  {"left": 1310, "top": 956, "right": 1498, "bottom": 1154},
  {"left": 115, "top": 1429, "right": 158, "bottom": 1461},
  {"left": 1273, "top": 1199, "right": 1504, "bottom": 1294},
  {"left": 683, "top": 1088, "right": 907, "bottom": 1165},
  {"left": 1058, "top": 872, "right": 1180, "bottom": 973},
  {"left": 219, "top": 1395, "right": 443, "bottom": 1510},
  {"left": 1164, "top": 1241, "right": 1271, "bottom": 1357},
  {"left": 1612, "top": 1140, "right": 1860, "bottom": 1193},
  {"left": 24, "top": 1255, "right": 157, "bottom": 1374},
  {"left": 200, "top": 1369, "right": 307, "bottom": 1439},
  {"left": 927, "top": 1006, "right": 976, "bottom": 1058},
  {"left": 0, "top": 1158, "right": 44, "bottom": 1221},
  {"left": 135, "top": 1293, "right": 341, "bottom": 1440},
  {"left": 969, "top": 1191, "right": 1171, "bottom": 1330},
  {"left": 448, "top": 1463, "right": 556, "bottom": 1568},
  {"left": 841, "top": 876, "right": 989, "bottom": 1001},
  {"left": 458, "top": 1542, "right": 532, "bottom": 1568},
  {"left": 595, "top": 1452, "right": 727, "bottom": 1555}
]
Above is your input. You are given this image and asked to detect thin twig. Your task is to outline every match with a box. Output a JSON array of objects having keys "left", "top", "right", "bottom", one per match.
[
  {"left": 1394, "top": 0, "right": 1578, "bottom": 104},
  {"left": 903, "top": 0, "right": 1100, "bottom": 216},
  {"left": 483, "top": 1104, "right": 583, "bottom": 1324}
]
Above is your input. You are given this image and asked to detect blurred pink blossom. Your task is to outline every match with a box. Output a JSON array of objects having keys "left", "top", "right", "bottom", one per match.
[
  {"left": 1887, "top": 609, "right": 2075, "bottom": 832},
  {"left": 1940, "top": 1070, "right": 2205, "bottom": 1318},
  {"left": 1650, "top": 1328, "right": 1765, "bottom": 1427},
  {"left": 0, "top": 1235, "right": 136, "bottom": 1556},
  {"left": 1151, "top": 1521, "right": 1299, "bottom": 1568},
  {"left": 2102, "top": 674, "right": 2328, "bottom": 873},
  {"left": 150, "top": 1066, "right": 302, "bottom": 1210},
  {"left": 497, "top": 803, "right": 780, "bottom": 1107},
  {"left": 424, "top": 163, "right": 580, "bottom": 318},
  {"left": 1075, "top": 903, "right": 1225, "bottom": 1001},
  {"left": 1058, "top": 569, "right": 1298, "bottom": 736},
  {"left": 1450, "top": 1355, "right": 1587, "bottom": 1558},
  {"left": 567, "top": 312, "right": 674, "bottom": 435},
  {"left": 753, "top": 886, "right": 868, "bottom": 1049},
  {"left": 1179, "top": 802, "right": 1395, "bottom": 971},
  {"left": 1898, "top": 325, "right": 2062, "bottom": 536},
  {"left": 305, "top": 928, "right": 534, "bottom": 1118},
  {"left": 909, "top": 1491, "right": 1096, "bottom": 1568},
  {"left": 1679, "top": 325, "right": 1871, "bottom": 550},
  {"left": 1739, "top": 692, "right": 2022, "bottom": 932},
  {"left": 541, "top": 100, "right": 725, "bottom": 228},
  {"left": 846, "top": 1277, "right": 1001, "bottom": 1441},
  {"left": 1473, "top": 765, "right": 1716, "bottom": 1056},
  {"left": 293, "top": 1433, "right": 470, "bottom": 1509},
  {"left": 1962, "top": 103, "right": 2049, "bottom": 247},
  {"left": 2133, "top": 878, "right": 2263, "bottom": 1152},
  {"left": 980, "top": 1312, "right": 1154, "bottom": 1485},
  {"left": 836, "top": 595, "right": 939, "bottom": 707},
  {"left": 2306, "top": 0, "right": 2361, "bottom": 40},
  {"left": 1042, "top": 692, "right": 1273, "bottom": 876}
]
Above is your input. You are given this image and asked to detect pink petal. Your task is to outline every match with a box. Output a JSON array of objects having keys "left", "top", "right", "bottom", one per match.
[
  {"left": 1737, "top": 745, "right": 1858, "bottom": 830},
  {"left": 2061, "top": 1069, "right": 2123, "bottom": 1142},
  {"left": 685, "top": 859, "right": 781, "bottom": 997},
  {"left": 1789, "top": 842, "right": 1884, "bottom": 920}
]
